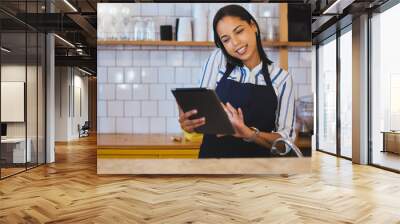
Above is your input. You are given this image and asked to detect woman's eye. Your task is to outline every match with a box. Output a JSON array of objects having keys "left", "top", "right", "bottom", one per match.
[
  {"left": 236, "top": 29, "right": 244, "bottom": 34},
  {"left": 222, "top": 38, "right": 229, "bottom": 43}
]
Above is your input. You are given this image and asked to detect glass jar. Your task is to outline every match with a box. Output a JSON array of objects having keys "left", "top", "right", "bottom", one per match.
[
  {"left": 121, "top": 7, "right": 131, "bottom": 40},
  {"left": 145, "top": 18, "right": 156, "bottom": 41},
  {"left": 134, "top": 17, "right": 145, "bottom": 41}
]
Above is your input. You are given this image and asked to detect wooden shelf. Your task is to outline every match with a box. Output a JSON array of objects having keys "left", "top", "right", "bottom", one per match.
[{"left": 97, "top": 40, "right": 311, "bottom": 47}]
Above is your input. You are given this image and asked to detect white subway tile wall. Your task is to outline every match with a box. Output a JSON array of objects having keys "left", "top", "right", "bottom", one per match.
[
  {"left": 167, "top": 51, "right": 183, "bottom": 66},
  {"left": 141, "top": 67, "right": 158, "bottom": 83},
  {"left": 116, "top": 84, "right": 132, "bottom": 100},
  {"left": 98, "top": 84, "right": 115, "bottom": 100},
  {"left": 98, "top": 101, "right": 107, "bottom": 117},
  {"left": 99, "top": 117, "right": 115, "bottom": 133},
  {"left": 125, "top": 101, "right": 141, "bottom": 117},
  {"left": 133, "top": 117, "right": 149, "bottom": 133},
  {"left": 97, "top": 67, "right": 107, "bottom": 83},
  {"left": 141, "top": 101, "right": 158, "bottom": 117},
  {"left": 97, "top": 3, "right": 312, "bottom": 134},
  {"left": 116, "top": 50, "right": 133, "bottom": 66},
  {"left": 158, "top": 101, "right": 175, "bottom": 117},
  {"left": 150, "top": 84, "right": 166, "bottom": 100},
  {"left": 175, "top": 67, "right": 192, "bottom": 84},
  {"left": 140, "top": 3, "right": 158, "bottom": 16},
  {"left": 108, "top": 67, "right": 124, "bottom": 83},
  {"left": 108, "top": 101, "right": 124, "bottom": 117},
  {"left": 98, "top": 50, "right": 116, "bottom": 66},
  {"left": 98, "top": 46, "right": 311, "bottom": 134},
  {"left": 150, "top": 117, "right": 166, "bottom": 133},
  {"left": 133, "top": 51, "right": 150, "bottom": 66},
  {"left": 174, "top": 4, "right": 192, "bottom": 17},
  {"left": 129, "top": 4, "right": 140, "bottom": 16},
  {"left": 150, "top": 51, "right": 167, "bottom": 66},
  {"left": 133, "top": 84, "right": 149, "bottom": 100},
  {"left": 158, "top": 67, "right": 175, "bottom": 83},
  {"left": 158, "top": 4, "right": 174, "bottom": 16},
  {"left": 116, "top": 117, "right": 133, "bottom": 133},
  {"left": 124, "top": 67, "right": 141, "bottom": 83}
]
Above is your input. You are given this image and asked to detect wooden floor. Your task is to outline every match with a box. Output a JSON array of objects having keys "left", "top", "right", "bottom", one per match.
[
  {"left": 372, "top": 150, "right": 400, "bottom": 171},
  {"left": 1, "top": 167, "right": 26, "bottom": 178},
  {"left": 1, "top": 135, "right": 400, "bottom": 223}
]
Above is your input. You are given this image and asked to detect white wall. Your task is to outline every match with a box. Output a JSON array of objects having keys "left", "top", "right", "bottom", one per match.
[
  {"left": 1, "top": 65, "right": 34, "bottom": 138},
  {"left": 1, "top": 64, "right": 46, "bottom": 163},
  {"left": 55, "top": 67, "right": 89, "bottom": 141}
]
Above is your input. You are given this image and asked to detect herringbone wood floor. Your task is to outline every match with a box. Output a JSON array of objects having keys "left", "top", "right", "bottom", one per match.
[{"left": 1, "top": 135, "right": 400, "bottom": 224}]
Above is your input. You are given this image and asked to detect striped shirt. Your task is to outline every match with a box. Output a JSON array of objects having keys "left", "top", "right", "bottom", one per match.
[{"left": 199, "top": 49, "right": 296, "bottom": 141}]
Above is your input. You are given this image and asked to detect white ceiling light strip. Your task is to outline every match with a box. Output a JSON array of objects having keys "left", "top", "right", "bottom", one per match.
[
  {"left": 63, "top": 0, "right": 78, "bottom": 12},
  {"left": 54, "top": 34, "right": 75, "bottom": 48},
  {"left": 78, "top": 67, "right": 93, "bottom": 76},
  {"left": 1, "top": 47, "right": 11, "bottom": 53},
  {"left": 323, "top": 0, "right": 355, "bottom": 15}
]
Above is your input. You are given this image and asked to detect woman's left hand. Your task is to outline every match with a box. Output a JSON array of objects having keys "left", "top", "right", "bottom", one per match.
[{"left": 221, "top": 102, "right": 253, "bottom": 139}]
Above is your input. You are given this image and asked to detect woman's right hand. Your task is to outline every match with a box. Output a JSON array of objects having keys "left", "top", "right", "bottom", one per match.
[{"left": 178, "top": 107, "right": 206, "bottom": 133}]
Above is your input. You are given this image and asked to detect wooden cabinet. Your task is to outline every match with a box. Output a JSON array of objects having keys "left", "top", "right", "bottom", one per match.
[{"left": 382, "top": 131, "right": 400, "bottom": 154}]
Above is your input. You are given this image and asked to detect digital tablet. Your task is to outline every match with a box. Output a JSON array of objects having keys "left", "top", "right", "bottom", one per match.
[{"left": 171, "top": 88, "right": 235, "bottom": 135}]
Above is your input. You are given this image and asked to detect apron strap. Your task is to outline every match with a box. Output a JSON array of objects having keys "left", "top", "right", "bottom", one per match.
[
  {"left": 222, "top": 64, "right": 235, "bottom": 80},
  {"left": 223, "top": 62, "right": 272, "bottom": 85},
  {"left": 260, "top": 62, "right": 272, "bottom": 86}
]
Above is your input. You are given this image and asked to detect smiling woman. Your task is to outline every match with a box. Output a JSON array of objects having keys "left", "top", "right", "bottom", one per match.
[{"left": 178, "top": 5, "right": 296, "bottom": 158}]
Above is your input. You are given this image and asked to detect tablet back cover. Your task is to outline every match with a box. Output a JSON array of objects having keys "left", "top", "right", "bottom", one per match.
[{"left": 172, "top": 88, "right": 235, "bottom": 135}]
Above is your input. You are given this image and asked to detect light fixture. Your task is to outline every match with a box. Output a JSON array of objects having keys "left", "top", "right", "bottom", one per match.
[
  {"left": 1, "top": 47, "right": 11, "bottom": 53},
  {"left": 78, "top": 67, "right": 93, "bottom": 76},
  {"left": 322, "top": 0, "right": 355, "bottom": 15},
  {"left": 63, "top": 0, "right": 78, "bottom": 12},
  {"left": 54, "top": 34, "right": 75, "bottom": 48}
]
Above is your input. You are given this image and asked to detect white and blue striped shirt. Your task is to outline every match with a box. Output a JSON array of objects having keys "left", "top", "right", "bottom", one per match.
[{"left": 199, "top": 49, "right": 296, "bottom": 141}]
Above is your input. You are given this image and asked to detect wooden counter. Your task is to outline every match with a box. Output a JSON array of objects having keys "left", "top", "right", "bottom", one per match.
[
  {"left": 97, "top": 134, "right": 200, "bottom": 159},
  {"left": 97, "top": 134, "right": 311, "bottom": 174},
  {"left": 97, "top": 134, "right": 312, "bottom": 158}
]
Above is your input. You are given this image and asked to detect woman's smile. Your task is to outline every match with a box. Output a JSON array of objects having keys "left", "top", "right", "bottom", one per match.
[{"left": 235, "top": 44, "right": 248, "bottom": 56}]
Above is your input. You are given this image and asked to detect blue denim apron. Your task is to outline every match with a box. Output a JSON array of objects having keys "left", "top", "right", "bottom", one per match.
[{"left": 199, "top": 63, "right": 278, "bottom": 158}]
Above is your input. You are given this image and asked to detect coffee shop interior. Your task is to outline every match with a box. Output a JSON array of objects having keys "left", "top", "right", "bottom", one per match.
[{"left": 1, "top": 0, "right": 400, "bottom": 222}]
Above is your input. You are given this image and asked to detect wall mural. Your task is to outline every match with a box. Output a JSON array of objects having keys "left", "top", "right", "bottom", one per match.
[{"left": 96, "top": 3, "right": 313, "bottom": 174}]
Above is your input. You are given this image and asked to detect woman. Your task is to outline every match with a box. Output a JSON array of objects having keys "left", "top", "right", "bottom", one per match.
[{"left": 179, "top": 4, "right": 295, "bottom": 158}]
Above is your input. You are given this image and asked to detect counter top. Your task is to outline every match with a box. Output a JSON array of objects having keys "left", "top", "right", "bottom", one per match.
[
  {"left": 97, "top": 134, "right": 200, "bottom": 150},
  {"left": 97, "top": 134, "right": 311, "bottom": 150}
]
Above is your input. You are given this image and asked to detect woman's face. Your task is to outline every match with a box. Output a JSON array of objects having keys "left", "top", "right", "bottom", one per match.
[{"left": 216, "top": 16, "right": 259, "bottom": 66}]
